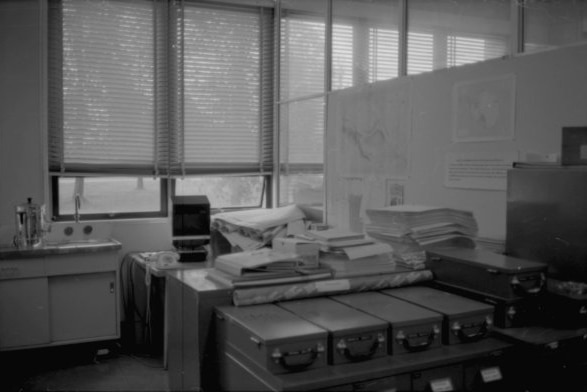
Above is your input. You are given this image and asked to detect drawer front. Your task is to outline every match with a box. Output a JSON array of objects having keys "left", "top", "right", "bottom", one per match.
[
  {"left": 44, "top": 251, "right": 119, "bottom": 276},
  {"left": 0, "top": 258, "right": 45, "bottom": 279},
  {"left": 412, "top": 364, "right": 463, "bottom": 392}
]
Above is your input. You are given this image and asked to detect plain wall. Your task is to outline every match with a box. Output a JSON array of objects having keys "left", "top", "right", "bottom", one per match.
[{"left": 407, "top": 42, "right": 587, "bottom": 239}]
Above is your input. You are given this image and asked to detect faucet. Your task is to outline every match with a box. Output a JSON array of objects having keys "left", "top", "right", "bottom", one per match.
[{"left": 74, "top": 193, "right": 81, "bottom": 223}]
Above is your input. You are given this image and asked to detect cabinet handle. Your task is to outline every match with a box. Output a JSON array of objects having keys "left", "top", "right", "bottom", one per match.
[{"left": 110, "top": 281, "right": 115, "bottom": 293}]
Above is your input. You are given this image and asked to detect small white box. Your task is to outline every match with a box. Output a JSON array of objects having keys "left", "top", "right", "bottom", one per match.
[{"left": 272, "top": 237, "right": 320, "bottom": 268}]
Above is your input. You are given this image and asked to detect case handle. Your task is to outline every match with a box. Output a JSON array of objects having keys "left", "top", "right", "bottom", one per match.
[
  {"left": 396, "top": 325, "right": 440, "bottom": 352},
  {"left": 510, "top": 273, "right": 545, "bottom": 296},
  {"left": 451, "top": 316, "right": 492, "bottom": 342},
  {"left": 336, "top": 333, "right": 385, "bottom": 361},
  {"left": 271, "top": 343, "right": 324, "bottom": 371}
]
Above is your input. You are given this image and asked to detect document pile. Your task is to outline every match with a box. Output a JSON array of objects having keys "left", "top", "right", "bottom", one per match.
[
  {"left": 364, "top": 205, "right": 478, "bottom": 269},
  {"left": 211, "top": 205, "right": 307, "bottom": 252},
  {"left": 305, "top": 228, "right": 397, "bottom": 278},
  {"left": 207, "top": 247, "right": 332, "bottom": 288}
]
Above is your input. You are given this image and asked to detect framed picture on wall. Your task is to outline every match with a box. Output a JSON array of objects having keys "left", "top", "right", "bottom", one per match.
[{"left": 452, "top": 74, "right": 516, "bottom": 143}]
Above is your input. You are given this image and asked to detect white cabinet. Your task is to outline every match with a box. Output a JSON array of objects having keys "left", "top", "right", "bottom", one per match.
[
  {"left": 49, "top": 271, "right": 118, "bottom": 343},
  {"left": 0, "top": 277, "right": 49, "bottom": 349},
  {"left": 0, "top": 246, "right": 121, "bottom": 351}
]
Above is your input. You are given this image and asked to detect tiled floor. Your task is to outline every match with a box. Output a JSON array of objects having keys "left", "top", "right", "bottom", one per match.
[{"left": 0, "top": 342, "right": 168, "bottom": 392}]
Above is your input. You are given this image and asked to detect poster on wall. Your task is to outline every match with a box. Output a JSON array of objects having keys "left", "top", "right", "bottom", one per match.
[
  {"left": 452, "top": 74, "right": 516, "bottom": 142},
  {"left": 445, "top": 151, "right": 519, "bottom": 191},
  {"left": 326, "top": 78, "right": 412, "bottom": 231}
]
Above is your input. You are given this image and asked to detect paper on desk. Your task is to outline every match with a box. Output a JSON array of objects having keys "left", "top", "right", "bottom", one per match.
[
  {"left": 286, "top": 219, "right": 306, "bottom": 236},
  {"left": 222, "top": 231, "right": 265, "bottom": 251},
  {"left": 212, "top": 205, "right": 305, "bottom": 232},
  {"left": 342, "top": 242, "right": 393, "bottom": 260}
]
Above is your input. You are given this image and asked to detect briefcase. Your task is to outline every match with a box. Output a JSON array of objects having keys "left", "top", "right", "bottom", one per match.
[
  {"left": 431, "top": 281, "right": 544, "bottom": 328},
  {"left": 543, "top": 279, "right": 587, "bottom": 328},
  {"left": 426, "top": 247, "right": 547, "bottom": 300},
  {"left": 278, "top": 297, "right": 388, "bottom": 365},
  {"left": 384, "top": 286, "right": 494, "bottom": 345},
  {"left": 331, "top": 291, "right": 443, "bottom": 355},
  {"left": 215, "top": 304, "right": 328, "bottom": 374}
]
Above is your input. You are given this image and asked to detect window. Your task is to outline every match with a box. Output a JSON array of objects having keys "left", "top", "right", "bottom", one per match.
[
  {"left": 332, "top": 0, "right": 401, "bottom": 88},
  {"left": 523, "top": 0, "right": 587, "bottom": 53},
  {"left": 278, "top": 0, "right": 327, "bottom": 206},
  {"left": 49, "top": 0, "right": 275, "bottom": 219},
  {"left": 52, "top": 177, "right": 167, "bottom": 221},
  {"left": 407, "top": 0, "right": 511, "bottom": 75},
  {"left": 174, "top": 176, "right": 266, "bottom": 210}
]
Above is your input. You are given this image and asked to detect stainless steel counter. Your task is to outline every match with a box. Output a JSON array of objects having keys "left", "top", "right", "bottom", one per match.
[{"left": 0, "top": 239, "right": 122, "bottom": 260}]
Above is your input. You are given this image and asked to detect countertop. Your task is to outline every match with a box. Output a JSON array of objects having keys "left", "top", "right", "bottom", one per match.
[{"left": 0, "top": 239, "right": 122, "bottom": 260}]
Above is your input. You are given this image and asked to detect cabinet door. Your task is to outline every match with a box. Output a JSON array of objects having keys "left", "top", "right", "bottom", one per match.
[
  {"left": 0, "top": 278, "right": 50, "bottom": 349},
  {"left": 49, "top": 272, "right": 118, "bottom": 343}
]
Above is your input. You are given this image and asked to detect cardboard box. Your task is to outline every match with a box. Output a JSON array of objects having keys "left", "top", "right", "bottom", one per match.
[{"left": 272, "top": 237, "right": 320, "bottom": 268}]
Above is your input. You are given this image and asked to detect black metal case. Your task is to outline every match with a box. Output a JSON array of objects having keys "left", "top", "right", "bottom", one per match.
[
  {"left": 426, "top": 247, "right": 547, "bottom": 300},
  {"left": 431, "top": 281, "right": 544, "bottom": 328},
  {"left": 383, "top": 286, "right": 494, "bottom": 345},
  {"left": 278, "top": 297, "right": 388, "bottom": 365},
  {"left": 215, "top": 304, "right": 328, "bottom": 374},
  {"left": 331, "top": 291, "right": 443, "bottom": 355}
]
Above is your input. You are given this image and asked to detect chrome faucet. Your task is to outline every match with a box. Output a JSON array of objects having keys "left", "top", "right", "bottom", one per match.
[{"left": 74, "top": 193, "right": 81, "bottom": 223}]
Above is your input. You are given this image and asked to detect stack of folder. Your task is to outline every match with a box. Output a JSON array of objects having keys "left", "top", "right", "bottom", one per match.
[
  {"left": 364, "top": 205, "right": 478, "bottom": 269},
  {"left": 207, "top": 247, "right": 332, "bottom": 288},
  {"left": 305, "top": 228, "right": 397, "bottom": 278}
]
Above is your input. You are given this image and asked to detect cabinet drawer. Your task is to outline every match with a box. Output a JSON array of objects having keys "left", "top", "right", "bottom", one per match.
[
  {"left": 0, "top": 258, "right": 45, "bottom": 279},
  {"left": 45, "top": 251, "right": 119, "bottom": 276}
]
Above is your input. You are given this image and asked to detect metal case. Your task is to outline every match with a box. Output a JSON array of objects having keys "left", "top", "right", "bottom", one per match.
[
  {"left": 384, "top": 286, "right": 494, "bottom": 345},
  {"left": 431, "top": 281, "right": 543, "bottom": 328},
  {"left": 426, "top": 247, "right": 547, "bottom": 300},
  {"left": 215, "top": 304, "right": 328, "bottom": 374},
  {"left": 331, "top": 292, "right": 443, "bottom": 355},
  {"left": 278, "top": 297, "right": 387, "bottom": 365}
]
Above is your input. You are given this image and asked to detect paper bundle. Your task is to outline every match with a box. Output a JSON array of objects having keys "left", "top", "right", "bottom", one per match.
[{"left": 365, "top": 204, "right": 478, "bottom": 269}]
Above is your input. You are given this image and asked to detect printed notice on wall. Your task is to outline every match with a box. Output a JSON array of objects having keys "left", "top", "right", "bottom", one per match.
[{"left": 445, "top": 151, "right": 518, "bottom": 190}]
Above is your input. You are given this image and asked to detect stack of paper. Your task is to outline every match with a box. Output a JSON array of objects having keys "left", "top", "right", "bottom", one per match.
[
  {"left": 304, "top": 228, "right": 375, "bottom": 251},
  {"left": 207, "top": 247, "right": 332, "bottom": 288},
  {"left": 365, "top": 205, "right": 478, "bottom": 269},
  {"left": 302, "top": 228, "right": 397, "bottom": 278},
  {"left": 319, "top": 242, "right": 397, "bottom": 278}
]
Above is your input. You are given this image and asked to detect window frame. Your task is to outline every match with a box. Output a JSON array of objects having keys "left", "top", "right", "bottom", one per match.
[{"left": 50, "top": 176, "right": 169, "bottom": 222}]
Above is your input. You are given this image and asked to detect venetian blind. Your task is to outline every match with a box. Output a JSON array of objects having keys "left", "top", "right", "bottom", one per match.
[
  {"left": 180, "top": 2, "right": 274, "bottom": 175},
  {"left": 48, "top": 0, "right": 163, "bottom": 175},
  {"left": 49, "top": 0, "right": 274, "bottom": 177}
]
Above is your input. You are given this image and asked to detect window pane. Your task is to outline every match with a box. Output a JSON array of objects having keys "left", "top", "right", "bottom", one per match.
[
  {"left": 279, "top": 97, "right": 325, "bottom": 166},
  {"left": 51, "top": 0, "right": 156, "bottom": 171},
  {"left": 279, "top": 173, "right": 324, "bottom": 207},
  {"left": 280, "top": 0, "right": 327, "bottom": 100},
  {"left": 175, "top": 177, "right": 265, "bottom": 209},
  {"left": 56, "top": 177, "right": 162, "bottom": 216},
  {"left": 407, "top": 0, "right": 511, "bottom": 75},
  {"left": 524, "top": 0, "right": 587, "bottom": 53},
  {"left": 332, "top": 0, "right": 400, "bottom": 89},
  {"left": 182, "top": 4, "right": 274, "bottom": 172}
]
